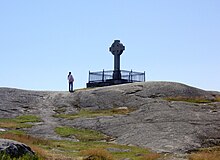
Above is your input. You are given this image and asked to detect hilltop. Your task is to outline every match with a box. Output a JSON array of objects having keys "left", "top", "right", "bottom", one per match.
[{"left": 0, "top": 81, "right": 220, "bottom": 158}]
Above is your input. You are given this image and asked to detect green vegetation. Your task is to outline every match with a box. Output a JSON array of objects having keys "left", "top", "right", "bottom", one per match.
[
  {"left": 5, "top": 130, "right": 25, "bottom": 135},
  {"left": 51, "top": 140, "right": 154, "bottom": 160},
  {"left": 0, "top": 152, "right": 41, "bottom": 160},
  {"left": 80, "top": 148, "right": 114, "bottom": 160},
  {"left": 0, "top": 131, "right": 160, "bottom": 160},
  {"left": 215, "top": 96, "right": 220, "bottom": 102},
  {"left": 0, "top": 115, "right": 41, "bottom": 129},
  {"left": 54, "top": 108, "right": 134, "bottom": 119},
  {"left": 53, "top": 125, "right": 161, "bottom": 160},
  {"left": 1, "top": 113, "right": 218, "bottom": 160},
  {"left": 15, "top": 115, "right": 41, "bottom": 123},
  {"left": 55, "top": 126, "right": 109, "bottom": 142},
  {"left": 0, "top": 113, "right": 161, "bottom": 159},
  {"left": 0, "top": 115, "right": 158, "bottom": 160}
]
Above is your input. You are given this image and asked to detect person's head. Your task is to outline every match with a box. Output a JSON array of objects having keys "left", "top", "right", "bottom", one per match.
[{"left": 69, "top": 72, "right": 71, "bottom": 75}]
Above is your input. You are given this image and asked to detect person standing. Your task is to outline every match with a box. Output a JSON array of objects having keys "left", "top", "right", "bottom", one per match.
[{"left": 67, "top": 72, "right": 74, "bottom": 92}]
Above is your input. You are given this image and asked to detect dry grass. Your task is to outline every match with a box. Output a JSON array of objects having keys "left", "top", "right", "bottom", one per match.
[
  {"left": 0, "top": 133, "right": 51, "bottom": 146},
  {"left": 111, "top": 107, "right": 131, "bottom": 114},
  {"left": 0, "top": 121, "right": 22, "bottom": 128},
  {"left": 165, "top": 94, "right": 220, "bottom": 103},
  {"left": 189, "top": 147, "right": 220, "bottom": 160},
  {"left": 189, "top": 152, "right": 220, "bottom": 160},
  {"left": 140, "top": 153, "right": 161, "bottom": 160},
  {"left": 80, "top": 148, "right": 114, "bottom": 160},
  {"left": 164, "top": 96, "right": 214, "bottom": 103},
  {"left": 0, "top": 133, "right": 73, "bottom": 160},
  {"left": 0, "top": 133, "right": 49, "bottom": 158},
  {"left": 0, "top": 115, "right": 41, "bottom": 129},
  {"left": 54, "top": 108, "right": 135, "bottom": 120},
  {"left": 0, "top": 132, "right": 160, "bottom": 160},
  {"left": 0, "top": 119, "right": 32, "bottom": 129},
  {"left": 215, "top": 95, "right": 220, "bottom": 102}
]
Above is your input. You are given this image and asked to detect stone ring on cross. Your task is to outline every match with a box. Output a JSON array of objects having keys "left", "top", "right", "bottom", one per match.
[{"left": 109, "top": 40, "right": 125, "bottom": 55}]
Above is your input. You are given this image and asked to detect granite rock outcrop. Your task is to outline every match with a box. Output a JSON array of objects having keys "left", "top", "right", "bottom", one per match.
[{"left": 0, "top": 82, "right": 220, "bottom": 153}]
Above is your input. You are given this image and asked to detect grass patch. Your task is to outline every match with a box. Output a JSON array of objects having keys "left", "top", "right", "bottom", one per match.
[
  {"left": 0, "top": 133, "right": 70, "bottom": 159},
  {"left": 54, "top": 108, "right": 134, "bottom": 120},
  {"left": 214, "top": 95, "right": 220, "bottom": 102},
  {"left": 0, "top": 115, "right": 41, "bottom": 129},
  {"left": 52, "top": 140, "right": 153, "bottom": 160},
  {"left": 0, "top": 114, "right": 158, "bottom": 160},
  {"left": 55, "top": 126, "right": 109, "bottom": 142},
  {"left": 0, "top": 133, "right": 52, "bottom": 159},
  {"left": 140, "top": 153, "right": 161, "bottom": 160},
  {"left": 80, "top": 148, "right": 113, "bottom": 160},
  {"left": 164, "top": 97, "right": 215, "bottom": 103},
  {"left": 0, "top": 114, "right": 159, "bottom": 160},
  {"left": 0, "top": 132, "right": 158, "bottom": 160},
  {"left": 15, "top": 115, "right": 41, "bottom": 123},
  {"left": 189, "top": 146, "right": 220, "bottom": 160},
  {"left": 0, "top": 133, "right": 52, "bottom": 146},
  {"left": 0, "top": 119, "right": 32, "bottom": 129},
  {"left": 0, "top": 152, "right": 42, "bottom": 160},
  {"left": 5, "top": 129, "right": 25, "bottom": 135},
  {"left": 0, "top": 121, "right": 32, "bottom": 129}
]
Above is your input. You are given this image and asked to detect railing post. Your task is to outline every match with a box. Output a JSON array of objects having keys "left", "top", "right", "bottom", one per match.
[
  {"left": 144, "top": 71, "right": 146, "bottom": 82},
  {"left": 129, "top": 71, "right": 131, "bottom": 82},
  {"left": 102, "top": 69, "right": 104, "bottom": 82},
  {"left": 131, "top": 70, "right": 133, "bottom": 82},
  {"left": 88, "top": 71, "right": 91, "bottom": 83}
]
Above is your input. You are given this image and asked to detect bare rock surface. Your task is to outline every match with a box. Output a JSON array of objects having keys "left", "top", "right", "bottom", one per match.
[{"left": 0, "top": 82, "right": 220, "bottom": 154}]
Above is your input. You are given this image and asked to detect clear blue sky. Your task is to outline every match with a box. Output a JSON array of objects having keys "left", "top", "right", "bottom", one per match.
[{"left": 0, "top": 0, "right": 219, "bottom": 91}]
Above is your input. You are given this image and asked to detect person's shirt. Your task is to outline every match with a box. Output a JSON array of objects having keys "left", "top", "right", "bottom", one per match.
[{"left": 68, "top": 74, "right": 74, "bottom": 82}]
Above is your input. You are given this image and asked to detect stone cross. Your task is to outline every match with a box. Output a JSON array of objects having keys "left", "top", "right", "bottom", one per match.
[{"left": 109, "top": 40, "right": 125, "bottom": 80}]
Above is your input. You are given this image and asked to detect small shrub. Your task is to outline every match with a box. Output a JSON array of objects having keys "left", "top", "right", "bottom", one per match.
[{"left": 80, "top": 148, "right": 114, "bottom": 160}]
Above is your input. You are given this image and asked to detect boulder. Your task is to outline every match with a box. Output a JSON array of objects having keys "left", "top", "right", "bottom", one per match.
[{"left": 0, "top": 139, "right": 35, "bottom": 158}]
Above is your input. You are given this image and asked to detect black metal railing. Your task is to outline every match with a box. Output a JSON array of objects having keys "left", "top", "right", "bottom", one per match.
[{"left": 88, "top": 70, "right": 145, "bottom": 83}]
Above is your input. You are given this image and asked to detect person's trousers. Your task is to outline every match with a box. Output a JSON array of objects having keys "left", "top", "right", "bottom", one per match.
[{"left": 69, "top": 82, "right": 73, "bottom": 92}]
